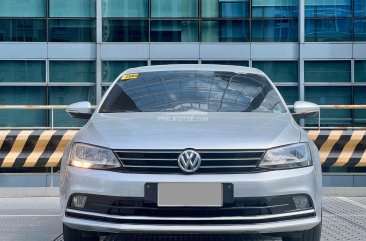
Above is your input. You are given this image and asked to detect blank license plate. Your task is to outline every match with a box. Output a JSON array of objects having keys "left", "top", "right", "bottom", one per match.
[{"left": 158, "top": 183, "right": 222, "bottom": 207}]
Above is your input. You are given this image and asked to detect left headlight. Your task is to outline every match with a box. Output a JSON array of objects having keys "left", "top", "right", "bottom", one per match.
[
  {"left": 259, "top": 143, "right": 312, "bottom": 170},
  {"left": 69, "top": 143, "right": 121, "bottom": 169}
]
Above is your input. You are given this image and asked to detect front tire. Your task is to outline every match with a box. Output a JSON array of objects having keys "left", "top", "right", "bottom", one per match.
[
  {"left": 63, "top": 224, "right": 99, "bottom": 241},
  {"left": 282, "top": 222, "right": 321, "bottom": 241}
]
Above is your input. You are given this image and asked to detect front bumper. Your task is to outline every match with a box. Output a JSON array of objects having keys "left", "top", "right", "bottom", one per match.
[{"left": 61, "top": 166, "right": 322, "bottom": 234}]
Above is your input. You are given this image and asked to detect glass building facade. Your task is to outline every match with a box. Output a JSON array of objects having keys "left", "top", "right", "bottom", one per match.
[{"left": 0, "top": 0, "right": 365, "bottom": 128}]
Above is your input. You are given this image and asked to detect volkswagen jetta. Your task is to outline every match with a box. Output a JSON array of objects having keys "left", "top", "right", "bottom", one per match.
[{"left": 60, "top": 65, "right": 322, "bottom": 241}]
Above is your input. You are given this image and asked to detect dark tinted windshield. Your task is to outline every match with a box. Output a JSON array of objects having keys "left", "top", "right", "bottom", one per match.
[{"left": 100, "top": 70, "right": 286, "bottom": 113}]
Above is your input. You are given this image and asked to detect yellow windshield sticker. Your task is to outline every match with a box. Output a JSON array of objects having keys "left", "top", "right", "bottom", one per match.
[{"left": 121, "top": 73, "right": 139, "bottom": 80}]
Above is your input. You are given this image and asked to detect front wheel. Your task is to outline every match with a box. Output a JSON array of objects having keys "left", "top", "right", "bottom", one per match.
[
  {"left": 63, "top": 224, "right": 99, "bottom": 241},
  {"left": 282, "top": 222, "right": 322, "bottom": 241}
]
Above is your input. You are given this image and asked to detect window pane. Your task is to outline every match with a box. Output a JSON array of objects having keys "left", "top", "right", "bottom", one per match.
[
  {"left": 201, "top": 60, "right": 249, "bottom": 66},
  {"left": 50, "top": 61, "right": 95, "bottom": 83},
  {"left": 0, "top": 0, "right": 46, "bottom": 17},
  {"left": 354, "top": 87, "right": 366, "bottom": 125},
  {"left": 201, "top": 0, "right": 219, "bottom": 18},
  {"left": 219, "top": 21, "right": 249, "bottom": 42},
  {"left": 49, "top": 87, "right": 96, "bottom": 127},
  {"left": 305, "top": 19, "right": 352, "bottom": 42},
  {"left": 49, "top": 20, "right": 96, "bottom": 42},
  {"left": 354, "top": 0, "right": 366, "bottom": 17},
  {"left": 151, "top": 60, "right": 198, "bottom": 65},
  {"left": 201, "top": 21, "right": 219, "bottom": 41},
  {"left": 253, "top": 61, "right": 298, "bottom": 83},
  {"left": 201, "top": 20, "right": 249, "bottom": 42},
  {"left": 276, "top": 86, "right": 298, "bottom": 104},
  {"left": 49, "top": 87, "right": 96, "bottom": 104},
  {"left": 0, "top": 87, "right": 46, "bottom": 127},
  {"left": 0, "top": 19, "right": 46, "bottom": 42},
  {"left": 102, "top": 86, "right": 110, "bottom": 97},
  {"left": 103, "top": 0, "right": 148, "bottom": 17},
  {"left": 304, "top": 61, "right": 351, "bottom": 82},
  {"left": 220, "top": 0, "right": 250, "bottom": 18},
  {"left": 50, "top": 0, "right": 95, "bottom": 17},
  {"left": 252, "top": 0, "right": 298, "bottom": 18},
  {"left": 103, "top": 20, "right": 148, "bottom": 42},
  {"left": 305, "top": 87, "right": 351, "bottom": 126},
  {"left": 201, "top": 0, "right": 249, "bottom": 18},
  {"left": 305, "top": 0, "right": 351, "bottom": 17},
  {"left": 0, "top": 61, "right": 45, "bottom": 83},
  {"left": 354, "top": 19, "right": 366, "bottom": 41},
  {"left": 151, "top": 0, "right": 198, "bottom": 18},
  {"left": 102, "top": 61, "right": 147, "bottom": 82},
  {"left": 251, "top": 19, "right": 298, "bottom": 42},
  {"left": 355, "top": 61, "right": 366, "bottom": 82},
  {"left": 151, "top": 21, "right": 198, "bottom": 42}
]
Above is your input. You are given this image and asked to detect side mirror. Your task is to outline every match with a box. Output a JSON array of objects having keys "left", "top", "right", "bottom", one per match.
[
  {"left": 66, "top": 101, "right": 93, "bottom": 119},
  {"left": 292, "top": 101, "right": 319, "bottom": 119}
]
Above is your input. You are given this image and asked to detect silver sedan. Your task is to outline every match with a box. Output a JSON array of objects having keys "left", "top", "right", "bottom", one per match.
[{"left": 60, "top": 65, "right": 322, "bottom": 241}]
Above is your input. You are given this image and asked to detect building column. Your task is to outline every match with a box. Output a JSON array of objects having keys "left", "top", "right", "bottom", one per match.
[
  {"left": 299, "top": 0, "right": 306, "bottom": 127},
  {"left": 96, "top": 0, "right": 103, "bottom": 103},
  {"left": 299, "top": 0, "right": 305, "bottom": 102}
]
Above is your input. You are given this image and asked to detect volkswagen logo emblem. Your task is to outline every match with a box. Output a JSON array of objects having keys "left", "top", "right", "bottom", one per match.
[{"left": 178, "top": 150, "right": 201, "bottom": 173}]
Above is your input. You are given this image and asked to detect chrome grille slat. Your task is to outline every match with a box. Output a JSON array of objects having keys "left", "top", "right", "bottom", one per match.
[
  {"left": 113, "top": 149, "right": 265, "bottom": 174},
  {"left": 115, "top": 150, "right": 181, "bottom": 153},
  {"left": 203, "top": 158, "right": 262, "bottom": 161},
  {"left": 114, "top": 150, "right": 264, "bottom": 154},
  {"left": 122, "top": 165, "right": 179, "bottom": 169},
  {"left": 200, "top": 165, "right": 257, "bottom": 169},
  {"left": 118, "top": 158, "right": 261, "bottom": 161},
  {"left": 199, "top": 150, "right": 265, "bottom": 153},
  {"left": 117, "top": 158, "right": 176, "bottom": 161}
]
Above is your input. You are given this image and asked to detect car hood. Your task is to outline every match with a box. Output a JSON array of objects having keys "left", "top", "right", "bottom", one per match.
[{"left": 75, "top": 112, "right": 301, "bottom": 150}]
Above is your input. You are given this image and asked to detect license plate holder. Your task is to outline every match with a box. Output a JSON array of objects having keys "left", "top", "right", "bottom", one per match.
[
  {"left": 144, "top": 183, "right": 234, "bottom": 207},
  {"left": 158, "top": 183, "right": 222, "bottom": 207}
]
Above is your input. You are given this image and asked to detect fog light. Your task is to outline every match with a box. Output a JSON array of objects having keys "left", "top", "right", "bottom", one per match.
[
  {"left": 293, "top": 196, "right": 310, "bottom": 209},
  {"left": 71, "top": 195, "right": 87, "bottom": 208}
]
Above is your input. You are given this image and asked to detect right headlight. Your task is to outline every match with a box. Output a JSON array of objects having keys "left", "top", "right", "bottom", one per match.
[{"left": 259, "top": 143, "right": 312, "bottom": 170}]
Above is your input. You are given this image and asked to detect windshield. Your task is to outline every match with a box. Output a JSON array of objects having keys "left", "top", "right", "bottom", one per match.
[{"left": 100, "top": 70, "right": 286, "bottom": 113}]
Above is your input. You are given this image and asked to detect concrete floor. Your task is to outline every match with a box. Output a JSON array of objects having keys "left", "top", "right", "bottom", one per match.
[{"left": 1, "top": 197, "right": 366, "bottom": 241}]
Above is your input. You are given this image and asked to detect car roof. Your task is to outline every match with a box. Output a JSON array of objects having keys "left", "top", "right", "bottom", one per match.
[{"left": 123, "top": 64, "right": 265, "bottom": 75}]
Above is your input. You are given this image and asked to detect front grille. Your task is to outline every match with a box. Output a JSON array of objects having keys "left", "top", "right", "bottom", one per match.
[
  {"left": 113, "top": 150, "right": 266, "bottom": 174},
  {"left": 66, "top": 194, "right": 315, "bottom": 225},
  {"left": 108, "top": 197, "right": 297, "bottom": 217}
]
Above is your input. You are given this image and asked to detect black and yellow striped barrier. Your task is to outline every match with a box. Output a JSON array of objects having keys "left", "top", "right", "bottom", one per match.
[
  {"left": 308, "top": 130, "right": 366, "bottom": 167},
  {"left": 0, "top": 130, "right": 77, "bottom": 168},
  {"left": 0, "top": 130, "right": 366, "bottom": 168}
]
